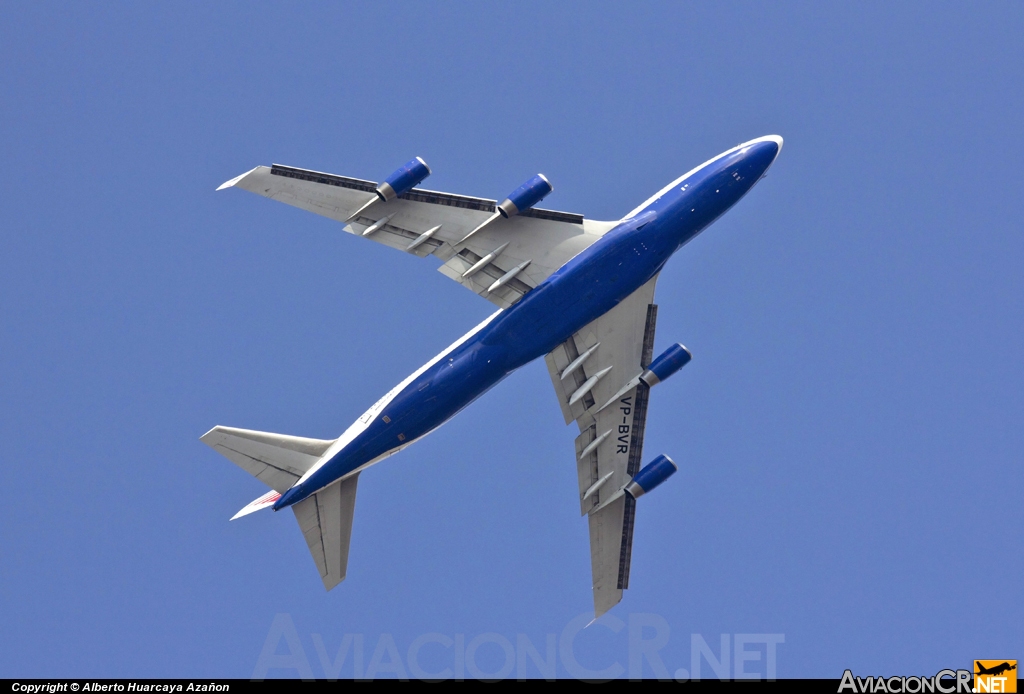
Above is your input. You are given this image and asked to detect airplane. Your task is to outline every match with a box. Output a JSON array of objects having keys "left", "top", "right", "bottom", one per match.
[
  {"left": 203, "top": 135, "right": 783, "bottom": 617},
  {"left": 975, "top": 662, "right": 1016, "bottom": 677}
]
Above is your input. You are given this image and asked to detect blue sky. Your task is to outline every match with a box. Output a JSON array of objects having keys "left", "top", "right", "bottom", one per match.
[{"left": 1, "top": 2, "right": 1021, "bottom": 679}]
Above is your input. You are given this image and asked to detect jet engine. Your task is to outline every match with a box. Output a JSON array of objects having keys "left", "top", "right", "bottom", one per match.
[
  {"left": 375, "top": 157, "right": 432, "bottom": 202},
  {"left": 624, "top": 454, "right": 677, "bottom": 499},
  {"left": 345, "top": 157, "right": 433, "bottom": 222},
  {"left": 497, "top": 174, "right": 553, "bottom": 217},
  {"left": 456, "top": 173, "right": 555, "bottom": 244},
  {"left": 640, "top": 343, "right": 692, "bottom": 387}
]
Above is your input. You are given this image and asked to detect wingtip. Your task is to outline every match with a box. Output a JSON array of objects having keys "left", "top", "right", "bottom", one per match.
[
  {"left": 216, "top": 167, "right": 259, "bottom": 191},
  {"left": 199, "top": 425, "right": 222, "bottom": 443},
  {"left": 230, "top": 490, "right": 281, "bottom": 520}
]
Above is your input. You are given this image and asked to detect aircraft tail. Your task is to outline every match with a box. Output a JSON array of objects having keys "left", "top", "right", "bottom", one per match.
[{"left": 202, "top": 425, "right": 358, "bottom": 590}]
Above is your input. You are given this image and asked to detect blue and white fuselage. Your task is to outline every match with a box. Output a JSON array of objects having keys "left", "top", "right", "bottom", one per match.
[{"left": 273, "top": 136, "right": 782, "bottom": 510}]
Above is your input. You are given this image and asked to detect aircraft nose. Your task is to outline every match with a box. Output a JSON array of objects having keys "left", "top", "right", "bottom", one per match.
[{"left": 744, "top": 135, "right": 783, "bottom": 176}]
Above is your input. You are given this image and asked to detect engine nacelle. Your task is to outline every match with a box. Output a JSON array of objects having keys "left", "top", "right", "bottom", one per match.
[
  {"left": 376, "top": 157, "right": 431, "bottom": 201},
  {"left": 497, "top": 174, "right": 553, "bottom": 218},
  {"left": 640, "top": 343, "right": 692, "bottom": 387},
  {"left": 624, "top": 454, "right": 677, "bottom": 499}
]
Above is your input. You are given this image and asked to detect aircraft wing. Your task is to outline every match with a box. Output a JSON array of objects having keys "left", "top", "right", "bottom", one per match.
[
  {"left": 544, "top": 276, "right": 659, "bottom": 617},
  {"left": 218, "top": 164, "right": 617, "bottom": 309}
]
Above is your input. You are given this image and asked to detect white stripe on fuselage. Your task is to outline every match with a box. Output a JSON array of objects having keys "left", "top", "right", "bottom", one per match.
[
  {"left": 295, "top": 308, "right": 504, "bottom": 487},
  {"left": 625, "top": 135, "right": 783, "bottom": 219}
]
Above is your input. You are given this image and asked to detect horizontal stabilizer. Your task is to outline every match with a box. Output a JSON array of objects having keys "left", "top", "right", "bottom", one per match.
[
  {"left": 231, "top": 490, "right": 281, "bottom": 520},
  {"left": 201, "top": 425, "right": 336, "bottom": 493},
  {"left": 293, "top": 474, "right": 360, "bottom": 590}
]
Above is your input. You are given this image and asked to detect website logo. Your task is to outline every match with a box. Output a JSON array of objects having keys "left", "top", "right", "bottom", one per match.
[
  {"left": 974, "top": 661, "right": 1017, "bottom": 693},
  {"left": 839, "top": 669, "right": 971, "bottom": 693}
]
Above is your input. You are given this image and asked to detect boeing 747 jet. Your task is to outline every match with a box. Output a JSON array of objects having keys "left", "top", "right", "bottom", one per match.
[{"left": 204, "top": 135, "right": 783, "bottom": 616}]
